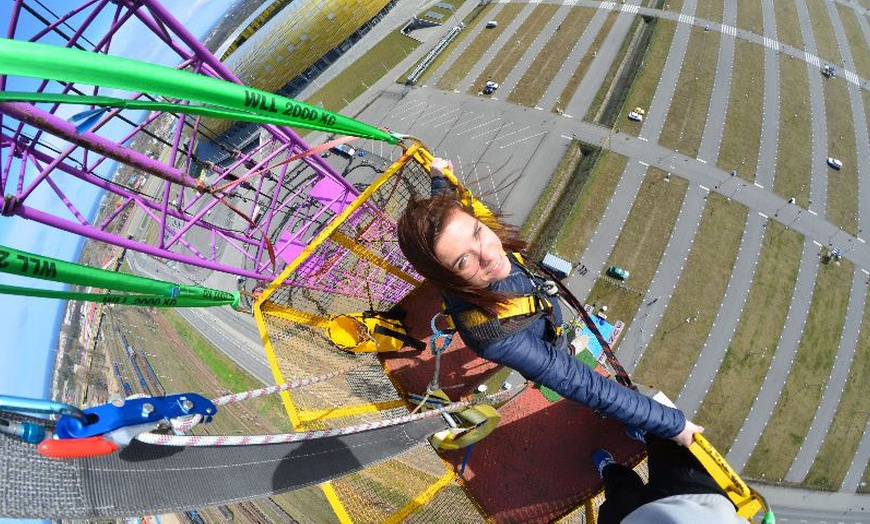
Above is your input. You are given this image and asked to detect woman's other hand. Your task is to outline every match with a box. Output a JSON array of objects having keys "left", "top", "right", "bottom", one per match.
[
  {"left": 672, "top": 419, "right": 704, "bottom": 447},
  {"left": 430, "top": 157, "right": 454, "bottom": 178}
]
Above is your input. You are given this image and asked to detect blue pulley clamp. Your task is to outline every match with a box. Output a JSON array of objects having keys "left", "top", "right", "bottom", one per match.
[{"left": 54, "top": 393, "right": 217, "bottom": 440}]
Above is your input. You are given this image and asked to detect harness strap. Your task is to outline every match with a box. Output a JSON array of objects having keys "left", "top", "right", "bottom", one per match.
[{"left": 442, "top": 252, "right": 564, "bottom": 349}]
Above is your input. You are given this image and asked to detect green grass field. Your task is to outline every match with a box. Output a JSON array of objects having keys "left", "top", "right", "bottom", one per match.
[
  {"left": 437, "top": 4, "right": 523, "bottom": 91},
  {"left": 620, "top": 19, "right": 677, "bottom": 137},
  {"left": 743, "top": 258, "right": 854, "bottom": 481},
  {"left": 584, "top": 169, "right": 688, "bottom": 335},
  {"left": 774, "top": 56, "right": 812, "bottom": 207},
  {"left": 634, "top": 194, "right": 747, "bottom": 400},
  {"left": 774, "top": 1, "right": 803, "bottom": 50},
  {"left": 824, "top": 78, "right": 859, "bottom": 236},
  {"left": 805, "top": 290, "right": 870, "bottom": 490},
  {"left": 551, "top": 151, "right": 625, "bottom": 259},
  {"left": 305, "top": 31, "right": 419, "bottom": 112},
  {"left": 716, "top": 39, "right": 763, "bottom": 181},
  {"left": 659, "top": 27, "right": 720, "bottom": 158},
  {"left": 694, "top": 223, "right": 804, "bottom": 453},
  {"left": 806, "top": 0, "right": 842, "bottom": 66},
  {"left": 552, "top": 11, "right": 619, "bottom": 113},
  {"left": 695, "top": 0, "right": 723, "bottom": 24},
  {"left": 471, "top": 4, "right": 559, "bottom": 95},
  {"left": 736, "top": 0, "right": 763, "bottom": 34},
  {"left": 508, "top": 7, "right": 594, "bottom": 107}
]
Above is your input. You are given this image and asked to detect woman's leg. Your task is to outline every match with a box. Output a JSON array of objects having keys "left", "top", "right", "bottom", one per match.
[{"left": 597, "top": 463, "right": 646, "bottom": 524}]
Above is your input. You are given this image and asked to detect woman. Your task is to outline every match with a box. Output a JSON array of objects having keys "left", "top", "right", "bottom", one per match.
[{"left": 397, "top": 158, "right": 702, "bottom": 446}]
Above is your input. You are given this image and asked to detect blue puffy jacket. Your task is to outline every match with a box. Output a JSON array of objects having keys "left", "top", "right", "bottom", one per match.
[
  {"left": 445, "top": 256, "right": 686, "bottom": 439},
  {"left": 430, "top": 175, "right": 685, "bottom": 438}
]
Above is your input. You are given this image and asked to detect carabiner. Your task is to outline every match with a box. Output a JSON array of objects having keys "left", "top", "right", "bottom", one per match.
[
  {"left": 429, "top": 312, "right": 454, "bottom": 355},
  {"left": 0, "top": 394, "right": 85, "bottom": 420}
]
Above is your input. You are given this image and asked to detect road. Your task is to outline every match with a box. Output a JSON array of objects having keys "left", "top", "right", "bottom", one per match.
[{"left": 126, "top": 251, "right": 273, "bottom": 385}]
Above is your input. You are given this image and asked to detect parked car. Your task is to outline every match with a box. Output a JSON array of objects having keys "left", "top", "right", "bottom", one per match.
[
  {"left": 606, "top": 266, "right": 630, "bottom": 280},
  {"left": 483, "top": 80, "right": 499, "bottom": 95},
  {"left": 331, "top": 143, "right": 356, "bottom": 158},
  {"left": 827, "top": 157, "right": 843, "bottom": 170},
  {"left": 627, "top": 111, "right": 643, "bottom": 122}
]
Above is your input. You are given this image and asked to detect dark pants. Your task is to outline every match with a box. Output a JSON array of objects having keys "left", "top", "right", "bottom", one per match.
[{"left": 597, "top": 436, "right": 730, "bottom": 524}]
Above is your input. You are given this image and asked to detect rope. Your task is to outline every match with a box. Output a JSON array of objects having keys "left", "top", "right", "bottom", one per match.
[
  {"left": 170, "top": 366, "right": 362, "bottom": 432},
  {"left": 534, "top": 261, "right": 633, "bottom": 388},
  {"left": 410, "top": 313, "right": 455, "bottom": 415},
  {"left": 138, "top": 388, "right": 516, "bottom": 447}
]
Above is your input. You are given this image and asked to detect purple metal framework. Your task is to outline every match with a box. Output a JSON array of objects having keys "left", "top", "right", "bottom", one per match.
[{"left": 0, "top": 0, "right": 361, "bottom": 281}]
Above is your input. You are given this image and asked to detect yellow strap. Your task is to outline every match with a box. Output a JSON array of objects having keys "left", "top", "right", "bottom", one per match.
[
  {"left": 498, "top": 295, "right": 544, "bottom": 317},
  {"left": 440, "top": 252, "right": 549, "bottom": 327},
  {"left": 450, "top": 294, "right": 550, "bottom": 329}
]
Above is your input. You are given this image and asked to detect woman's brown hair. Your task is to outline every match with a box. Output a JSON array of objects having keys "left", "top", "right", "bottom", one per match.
[{"left": 397, "top": 194, "right": 526, "bottom": 316}]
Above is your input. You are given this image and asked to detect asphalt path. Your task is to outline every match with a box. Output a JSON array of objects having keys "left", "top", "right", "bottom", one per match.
[
  {"left": 537, "top": 6, "right": 608, "bottom": 112},
  {"left": 756, "top": 0, "right": 780, "bottom": 191},
  {"left": 696, "top": 1, "right": 735, "bottom": 164},
  {"left": 795, "top": 0, "right": 829, "bottom": 217},
  {"left": 498, "top": 4, "right": 572, "bottom": 99},
  {"left": 726, "top": 239, "right": 819, "bottom": 472},
  {"left": 786, "top": 0, "right": 870, "bottom": 484},
  {"left": 126, "top": 252, "right": 272, "bottom": 385},
  {"left": 427, "top": 3, "right": 506, "bottom": 87},
  {"left": 677, "top": 1, "right": 760, "bottom": 416},
  {"left": 678, "top": 212, "right": 765, "bottom": 416},
  {"left": 637, "top": 1, "right": 696, "bottom": 144},
  {"left": 845, "top": 413, "right": 870, "bottom": 492},
  {"left": 617, "top": 184, "right": 706, "bottom": 374},
  {"left": 563, "top": 0, "right": 641, "bottom": 120},
  {"left": 457, "top": 3, "right": 537, "bottom": 94}
]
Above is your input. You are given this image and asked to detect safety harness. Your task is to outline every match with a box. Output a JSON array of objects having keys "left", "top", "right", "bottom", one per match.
[{"left": 444, "top": 252, "right": 564, "bottom": 349}]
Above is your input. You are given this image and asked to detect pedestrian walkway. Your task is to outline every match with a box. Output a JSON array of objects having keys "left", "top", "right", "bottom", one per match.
[
  {"left": 563, "top": 0, "right": 642, "bottom": 119},
  {"left": 499, "top": 5, "right": 572, "bottom": 98},
  {"left": 537, "top": 6, "right": 608, "bottom": 112},
  {"left": 457, "top": 3, "right": 536, "bottom": 94}
]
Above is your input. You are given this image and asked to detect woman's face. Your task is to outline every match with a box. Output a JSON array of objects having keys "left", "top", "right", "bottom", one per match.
[{"left": 434, "top": 208, "right": 512, "bottom": 288}]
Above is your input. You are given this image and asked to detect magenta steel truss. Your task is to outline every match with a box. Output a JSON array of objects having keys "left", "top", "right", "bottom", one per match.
[{"left": 0, "top": 0, "right": 361, "bottom": 282}]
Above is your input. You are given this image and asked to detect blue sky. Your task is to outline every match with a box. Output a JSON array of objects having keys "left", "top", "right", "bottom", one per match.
[{"left": 0, "top": 0, "right": 237, "bottom": 404}]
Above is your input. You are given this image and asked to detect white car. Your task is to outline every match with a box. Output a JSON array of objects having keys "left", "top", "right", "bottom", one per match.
[
  {"left": 827, "top": 157, "right": 843, "bottom": 170},
  {"left": 628, "top": 111, "right": 643, "bottom": 122},
  {"left": 483, "top": 81, "right": 499, "bottom": 95}
]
